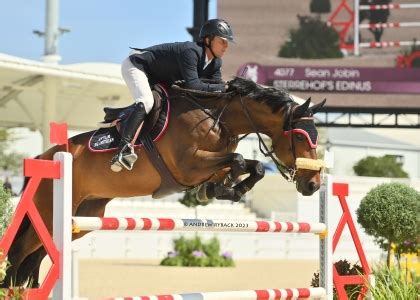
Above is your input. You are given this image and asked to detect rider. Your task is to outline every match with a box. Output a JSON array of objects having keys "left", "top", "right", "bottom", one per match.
[{"left": 111, "top": 19, "right": 234, "bottom": 172}]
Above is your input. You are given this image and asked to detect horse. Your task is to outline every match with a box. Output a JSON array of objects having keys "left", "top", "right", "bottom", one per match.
[{"left": 2, "top": 77, "right": 326, "bottom": 288}]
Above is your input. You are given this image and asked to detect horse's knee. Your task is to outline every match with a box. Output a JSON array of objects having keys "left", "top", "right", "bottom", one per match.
[
  {"left": 233, "top": 153, "right": 245, "bottom": 169},
  {"left": 253, "top": 161, "right": 265, "bottom": 179},
  {"left": 230, "top": 153, "right": 246, "bottom": 180}
]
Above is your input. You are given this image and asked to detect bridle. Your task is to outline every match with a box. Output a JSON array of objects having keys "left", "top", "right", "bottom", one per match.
[
  {"left": 238, "top": 94, "right": 316, "bottom": 183},
  {"left": 174, "top": 87, "right": 317, "bottom": 182}
]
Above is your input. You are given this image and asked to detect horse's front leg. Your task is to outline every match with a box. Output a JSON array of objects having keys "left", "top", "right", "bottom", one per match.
[
  {"left": 207, "top": 159, "right": 265, "bottom": 202},
  {"left": 230, "top": 159, "right": 265, "bottom": 201},
  {"left": 193, "top": 152, "right": 247, "bottom": 202},
  {"left": 197, "top": 159, "right": 265, "bottom": 202}
]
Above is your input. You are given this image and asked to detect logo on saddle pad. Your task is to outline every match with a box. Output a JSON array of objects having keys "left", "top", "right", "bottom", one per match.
[
  {"left": 88, "top": 84, "right": 170, "bottom": 152},
  {"left": 93, "top": 134, "right": 115, "bottom": 148}
]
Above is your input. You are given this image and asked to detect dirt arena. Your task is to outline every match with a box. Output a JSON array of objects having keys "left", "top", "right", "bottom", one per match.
[
  {"left": 77, "top": 259, "right": 319, "bottom": 299},
  {"left": 42, "top": 259, "right": 319, "bottom": 299}
]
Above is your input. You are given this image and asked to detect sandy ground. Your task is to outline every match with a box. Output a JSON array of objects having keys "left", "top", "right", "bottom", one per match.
[
  {"left": 41, "top": 258, "right": 319, "bottom": 299},
  {"left": 69, "top": 259, "right": 319, "bottom": 299}
]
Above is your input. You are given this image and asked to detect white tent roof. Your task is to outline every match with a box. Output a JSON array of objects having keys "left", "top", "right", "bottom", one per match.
[{"left": 0, "top": 53, "right": 132, "bottom": 131}]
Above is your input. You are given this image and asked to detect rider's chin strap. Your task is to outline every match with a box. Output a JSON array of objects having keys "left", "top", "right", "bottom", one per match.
[
  {"left": 205, "top": 36, "right": 218, "bottom": 59},
  {"left": 238, "top": 94, "right": 296, "bottom": 182}
]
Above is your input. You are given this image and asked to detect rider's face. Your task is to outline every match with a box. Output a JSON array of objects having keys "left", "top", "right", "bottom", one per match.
[{"left": 208, "top": 36, "right": 229, "bottom": 58}]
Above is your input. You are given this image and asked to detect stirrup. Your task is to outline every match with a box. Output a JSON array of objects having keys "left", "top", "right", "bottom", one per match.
[{"left": 111, "top": 144, "right": 138, "bottom": 172}]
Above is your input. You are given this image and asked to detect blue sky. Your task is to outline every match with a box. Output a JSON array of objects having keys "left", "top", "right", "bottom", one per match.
[{"left": 1, "top": 0, "right": 217, "bottom": 64}]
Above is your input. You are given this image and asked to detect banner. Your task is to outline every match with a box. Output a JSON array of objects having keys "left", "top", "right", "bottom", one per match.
[{"left": 237, "top": 63, "right": 420, "bottom": 94}]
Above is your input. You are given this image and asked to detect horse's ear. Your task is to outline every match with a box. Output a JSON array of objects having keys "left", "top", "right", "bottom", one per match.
[
  {"left": 311, "top": 98, "right": 326, "bottom": 115},
  {"left": 294, "top": 97, "right": 311, "bottom": 118}
]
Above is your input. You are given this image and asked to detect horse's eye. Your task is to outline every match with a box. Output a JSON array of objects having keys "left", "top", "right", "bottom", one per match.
[{"left": 295, "top": 134, "right": 306, "bottom": 142}]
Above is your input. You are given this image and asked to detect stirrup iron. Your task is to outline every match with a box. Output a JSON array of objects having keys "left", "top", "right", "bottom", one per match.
[{"left": 111, "top": 144, "right": 138, "bottom": 172}]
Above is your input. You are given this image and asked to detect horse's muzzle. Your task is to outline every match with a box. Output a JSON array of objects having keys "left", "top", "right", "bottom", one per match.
[{"left": 296, "top": 177, "right": 320, "bottom": 196}]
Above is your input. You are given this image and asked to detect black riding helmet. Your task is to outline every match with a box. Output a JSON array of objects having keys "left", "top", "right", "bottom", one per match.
[{"left": 199, "top": 19, "right": 234, "bottom": 42}]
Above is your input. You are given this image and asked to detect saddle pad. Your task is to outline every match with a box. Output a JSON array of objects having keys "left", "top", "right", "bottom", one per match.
[{"left": 88, "top": 96, "right": 170, "bottom": 152}]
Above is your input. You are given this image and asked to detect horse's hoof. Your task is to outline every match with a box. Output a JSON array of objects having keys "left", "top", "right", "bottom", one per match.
[{"left": 196, "top": 182, "right": 214, "bottom": 203}]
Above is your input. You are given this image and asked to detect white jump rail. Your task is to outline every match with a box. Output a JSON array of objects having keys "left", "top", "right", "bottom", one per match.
[
  {"left": 104, "top": 287, "right": 327, "bottom": 300},
  {"left": 359, "top": 40, "right": 420, "bottom": 48},
  {"left": 52, "top": 152, "right": 333, "bottom": 300},
  {"left": 359, "top": 21, "right": 420, "bottom": 29},
  {"left": 359, "top": 3, "right": 420, "bottom": 10},
  {"left": 72, "top": 217, "right": 327, "bottom": 234}
]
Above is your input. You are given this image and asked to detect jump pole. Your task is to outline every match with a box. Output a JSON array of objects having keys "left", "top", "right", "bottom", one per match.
[
  {"left": 52, "top": 151, "right": 333, "bottom": 300},
  {"left": 52, "top": 152, "right": 73, "bottom": 300},
  {"left": 354, "top": 0, "right": 420, "bottom": 55}
]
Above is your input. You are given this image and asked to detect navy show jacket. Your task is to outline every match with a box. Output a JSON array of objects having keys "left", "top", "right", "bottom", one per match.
[{"left": 129, "top": 41, "right": 225, "bottom": 92}]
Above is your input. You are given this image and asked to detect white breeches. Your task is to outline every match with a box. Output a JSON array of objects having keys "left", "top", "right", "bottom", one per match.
[{"left": 121, "top": 56, "right": 154, "bottom": 113}]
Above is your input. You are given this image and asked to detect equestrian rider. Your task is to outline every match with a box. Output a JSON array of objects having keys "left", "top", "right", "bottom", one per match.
[{"left": 111, "top": 19, "right": 234, "bottom": 172}]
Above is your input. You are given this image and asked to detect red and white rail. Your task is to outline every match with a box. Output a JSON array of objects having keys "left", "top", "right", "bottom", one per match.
[
  {"left": 1, "top": 124, "right": 372, "bottom": 299},
  {"left": 52, "top": 152, "right": 336, "bottom": 300},
  {"left": 354, "top": 0, "right": 420, "bottom": 55},
  {"left": 359, "top": 3, "right": 420, "bottom": 10},
  {"left": 72, "top": 216, "right": 327, "bottom": 234},
  {"left": 359, "top": 40, "right": 420, "bottom": 48},
  {"left": 105, "top": 287, "right": 326, "bottom": 300},
  {"left": 359, "top": 21, "right": 420, "bottom": 29}
]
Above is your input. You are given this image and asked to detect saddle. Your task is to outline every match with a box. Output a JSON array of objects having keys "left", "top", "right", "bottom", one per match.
[
  {"left": 90, "top": 84, "right": 169, "bottom": 151},
  {"left": 89, "top": 84, "right": 188, "bottom": 198}
]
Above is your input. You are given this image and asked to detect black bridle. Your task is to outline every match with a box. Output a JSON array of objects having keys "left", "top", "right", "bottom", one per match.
[
  {"left": 175, "top": 88, "right": 311, "bottom": 182},
  {"left": 238, "top": 94, "right": 305, "bottom": 183}
]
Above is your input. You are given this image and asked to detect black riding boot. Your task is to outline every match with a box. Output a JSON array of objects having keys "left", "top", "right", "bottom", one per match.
[{"left": 111, "top": 102, "right": 147, "bottom": 172}]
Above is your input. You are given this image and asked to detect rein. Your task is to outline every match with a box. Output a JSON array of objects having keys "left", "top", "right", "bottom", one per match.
[
  {"left": 174, "top": 88, "right": 305, "bottom": 182},
  {"left": 238, "top": 94, "right": 298, "bottom": 182},
  {"left": 174, "top": 90, "right": 234, "bottom": 134}
]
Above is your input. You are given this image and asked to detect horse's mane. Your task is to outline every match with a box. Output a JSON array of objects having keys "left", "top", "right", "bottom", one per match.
[{"left": 228, "top": 77, "right": 294, "bottom": 113}]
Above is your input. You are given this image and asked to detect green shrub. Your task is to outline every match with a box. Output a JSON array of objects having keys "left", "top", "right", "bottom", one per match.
[
  {"left": 311, "top": 260, "right": 363, "bottom": 299},
  {"left": 353, "top": 155, "right": 408, "bottom": 178},
  {"left": 369, "top": 264, "right": 419, "bottom": 299},
  {"left": 356, "top": 183, "right": 420, "bottom": 267},
  {"left": 279, "top": 15, "right": 342, "bottom": 59},
  {"left": 310, "top": 0, "right": 331, "bottom": 14},
  {"left": 412, "top": 56, "right": 420, "bottom": 68},
  {"left": 160, "top": 236, "right": 234, "bottom": 267},
  {"left": 0, "top": 182, "right": 13, "bottom": 237}
]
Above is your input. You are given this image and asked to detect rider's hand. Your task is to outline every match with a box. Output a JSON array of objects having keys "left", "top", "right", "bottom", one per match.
[{"left": 224, "top": 80, "right": 232, "bottom": 92}]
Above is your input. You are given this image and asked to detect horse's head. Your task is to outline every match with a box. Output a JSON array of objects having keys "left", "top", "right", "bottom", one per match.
[
  {"left": 227, "top": 77, "right": 326, "bottom": 196},
  {"left": 270, "top": 97, "right": 326, "bottom": 196}
]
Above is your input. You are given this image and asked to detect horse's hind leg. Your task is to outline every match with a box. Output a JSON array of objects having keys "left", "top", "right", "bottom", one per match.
[
  {"left": 2, "top": 223, "right": 43, "bottom": 288},
  {"left": 14, "top": 198, "right": 113, "bottom": 288},
  {"left": 15, "top": 247, "right": 46, "bottom": 288}
]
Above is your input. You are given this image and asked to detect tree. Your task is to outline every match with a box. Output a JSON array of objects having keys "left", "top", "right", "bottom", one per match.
[
  {"left": 0, "top": 182, "right": 13, "bottom": 237},
  {"left": 353, "top": 155, "right": 408, "bottom": 178},
  {"left": 279, "top": 15, "right": 343, "bottom": 59},
  {"left": 0, "top": 128, "right": 25, "bottom": 175},
  {"left": 356, "top": 183, "right": 420, "bottom": 267}
]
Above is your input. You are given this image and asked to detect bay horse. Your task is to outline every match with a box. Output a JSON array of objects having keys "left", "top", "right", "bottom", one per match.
[{"left": 2, "top": 77, "right": 325, "bottom": 288}]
